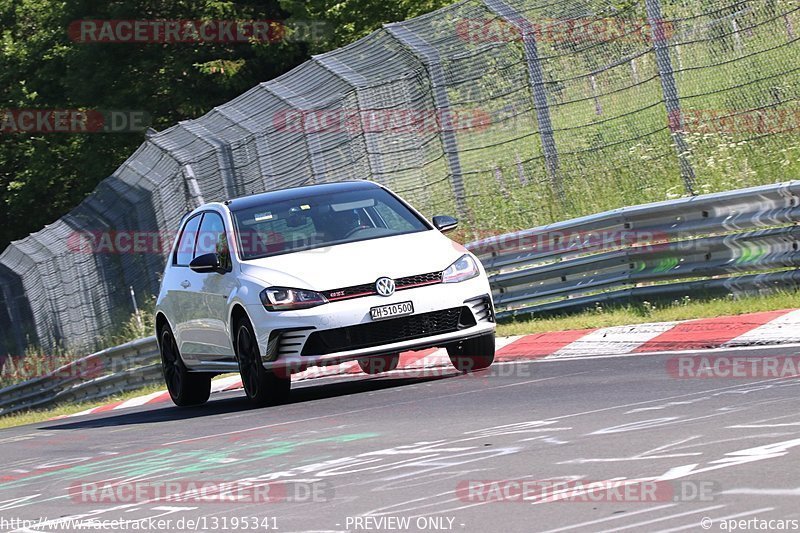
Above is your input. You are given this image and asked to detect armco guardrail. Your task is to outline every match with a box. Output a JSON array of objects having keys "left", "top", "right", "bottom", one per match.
[
  {"left": 0, "top": 336, "right": 159, "bottom": 417},
  {"left": 467, "top": 180, "right": 800, "bottom": 318},
  {"left": 2, "top": 180, "right": 800, "bottom": 416}
]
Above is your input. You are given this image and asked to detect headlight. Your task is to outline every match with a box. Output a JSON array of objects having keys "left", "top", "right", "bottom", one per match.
[
  {"left": 260, "top": 287, "right": 327, "bottom": 311},
  {"left": 442, "top": 254, "right": 480, "bottom": 283}
]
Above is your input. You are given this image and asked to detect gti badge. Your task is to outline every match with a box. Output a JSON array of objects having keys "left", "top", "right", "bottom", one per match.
[{"left": 375, "top": 277, "right": 395, "bottom": 297}]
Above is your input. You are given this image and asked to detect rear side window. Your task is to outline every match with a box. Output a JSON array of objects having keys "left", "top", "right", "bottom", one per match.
[{"left": 174, "top": 215, "right": 201, "bottom": 266}]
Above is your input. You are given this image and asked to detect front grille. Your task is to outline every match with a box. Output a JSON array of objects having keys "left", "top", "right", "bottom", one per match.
[
  {"left": 396, "top": 271, "right": 442, "bottom": 288},
  {"left": 322, "top": 283, "right": 375, "bottom": 301},
  {"left": 322, "top": 271, "right": 442, "bottom": 302},
  {"left": 301, "top": 306, "right": 476, "bottom": 356}
]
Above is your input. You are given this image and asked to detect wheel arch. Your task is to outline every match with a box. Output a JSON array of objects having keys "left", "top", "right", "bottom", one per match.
[
  {"left": 155, "top": 312, "right": 171, "bottom": 346},
  {"left": 229, "top": 303, "right": 250, "bottom": 350}
]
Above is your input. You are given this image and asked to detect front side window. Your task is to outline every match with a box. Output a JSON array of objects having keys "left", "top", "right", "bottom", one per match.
[
  {"left": 196, "top": 212, "right": 231, "bottom": 271},
  {"left": 174, "top": 214, "right": 201, "bottom": 266},
  {"left": 232, "top": 187, "right": 430, "bottom": 260}
]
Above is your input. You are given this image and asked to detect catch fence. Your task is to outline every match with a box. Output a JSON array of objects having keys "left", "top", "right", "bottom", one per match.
[{"left": 0, "top": 0, "right": 798, "bottom": 355}]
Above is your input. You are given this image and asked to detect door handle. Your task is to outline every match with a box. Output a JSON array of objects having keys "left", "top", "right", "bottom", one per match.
[{"left": 180, "top": 280, "right": 191, "bottom": 288}]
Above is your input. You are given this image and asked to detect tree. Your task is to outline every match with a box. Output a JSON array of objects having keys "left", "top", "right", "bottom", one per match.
[{"left": 0, "top": 0, "right": 457, "bottom": 249}]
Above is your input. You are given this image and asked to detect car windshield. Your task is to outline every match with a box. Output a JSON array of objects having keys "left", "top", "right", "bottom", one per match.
[{"left": 231, "top": 186, "right": 430, "bottom": 260}]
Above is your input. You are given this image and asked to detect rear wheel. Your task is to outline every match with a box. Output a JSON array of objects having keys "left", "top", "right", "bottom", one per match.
[
  {"left": 447, "top": 332, "right": 495, "bottom": 372},
  {"left": 159, "top": 325, "right": 211, "bottom": 406},
  {"left": 358, "top": 353, "right": 400, "bottom": 374},
  {"left": 235, "top": 317, "right": 290, "bottom": 406}
]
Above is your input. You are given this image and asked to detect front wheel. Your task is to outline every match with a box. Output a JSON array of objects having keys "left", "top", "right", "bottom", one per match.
[
  {"left": 358, "top": 353, "right": 400, "bottom": 374},
  {"left": 159, "top": 325, "right": 211, "bottom": 406},
  {"left": 447, "top": 332, "right": 495, "bottom": 372},
  {"left": 235, "top": 317, "right": 290, "bottom": 407}
]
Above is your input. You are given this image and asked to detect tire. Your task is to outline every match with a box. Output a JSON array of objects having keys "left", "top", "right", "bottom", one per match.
[
  {"left": 235, "top": 316, "right": 290, "bottom": 407},
  {"left": 358, "top": 353, "right": 400, "bottom": 375},
  {"left": 159, "top": 324, "right": 211, "bottom": 407},
  {"left": 447, "top": 332, "right": 495, "bottom": 372}
]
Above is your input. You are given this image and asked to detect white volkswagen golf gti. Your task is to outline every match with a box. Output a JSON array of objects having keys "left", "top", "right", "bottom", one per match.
[{"left": 155, "top": 181, "right": 496, "bottom": 406}]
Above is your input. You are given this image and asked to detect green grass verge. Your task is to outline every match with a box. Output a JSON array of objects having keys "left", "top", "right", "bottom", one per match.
[{"left": 496, "top": 289, "right": 800, "bottom": 336}]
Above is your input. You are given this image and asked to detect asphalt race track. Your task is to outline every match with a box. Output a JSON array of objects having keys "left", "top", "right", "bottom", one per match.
[{"left": 1, "top": 346, "right": 800, "bottom": 532}]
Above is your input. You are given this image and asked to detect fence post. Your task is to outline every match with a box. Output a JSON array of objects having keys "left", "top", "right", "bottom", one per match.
[
  {"left": 213, "top": 105, "right": 276, "bottom": 192},
  {"left": 482, "top": 0, "right": 564, "bottom": 204},
  {"left": 645, "top": 0, "right": 697, "bottom": 195},
  {"left": 262, "top": 83, "right": 330, "bottom": 185},
  {"left": 253, "top": 134, "right": 277, "bottom": 191},
  {"left": 1, "top": 283, "right": 25, "bottom": 356},
  {"left": 383, "top": 23, "right": 469, "bottom": 219},
  {"left": 589, "top": 75, "right": 603, "bottom": 115},
  {"left": 731, "top": 17, "right": 743, "bottom": 54},
  {"left": 129, "top": 286, "right": 142, "bottom": 330},
  {"left": 313, "top": 56, "right": 386, "bottom": 180},
  {"left": 180, "top": 123, "right": 240, "bottom": 198},
  {"left": 181, "top": 164, "right": 206, "bottom": 208}
]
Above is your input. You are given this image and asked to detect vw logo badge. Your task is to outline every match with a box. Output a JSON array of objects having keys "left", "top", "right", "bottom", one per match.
[{"left": 375, "top": 277, "right": 395, "bottom": 297}]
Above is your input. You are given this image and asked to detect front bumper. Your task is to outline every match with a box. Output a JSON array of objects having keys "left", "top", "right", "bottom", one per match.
[{"left": 245, "top": 276, "right": 495, "bottom": 372}]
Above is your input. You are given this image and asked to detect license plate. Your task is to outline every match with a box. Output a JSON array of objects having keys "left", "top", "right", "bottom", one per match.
[{"left": 370, "top": 301, "right": 414, "bottom": 321}]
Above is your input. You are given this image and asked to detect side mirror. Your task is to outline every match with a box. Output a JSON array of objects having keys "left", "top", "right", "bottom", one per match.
[
  {"left": 190, "top": 253, "right": 223, "bottom": 274},
  {"left": 432, "top": 215, "right": 458, "bottom": 233}
]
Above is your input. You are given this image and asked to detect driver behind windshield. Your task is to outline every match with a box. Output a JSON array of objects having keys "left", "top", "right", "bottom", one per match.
[{"left": 327, "top": 209, "right": 364, "bottom": 240}]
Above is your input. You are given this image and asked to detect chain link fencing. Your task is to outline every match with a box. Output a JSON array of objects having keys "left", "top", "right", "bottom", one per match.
[{"left": 0, "top": 0, "right": 798, "bottom": 356}]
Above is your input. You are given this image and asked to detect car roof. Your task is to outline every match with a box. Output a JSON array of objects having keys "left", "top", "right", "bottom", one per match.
[{"left": 225, "top": 180, "right": 381, "bottom": 212}]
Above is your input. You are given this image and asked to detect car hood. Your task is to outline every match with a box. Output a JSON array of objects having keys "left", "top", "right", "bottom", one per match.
[{"left": 238, "top": 230, "right": 467, "bottom": 290}]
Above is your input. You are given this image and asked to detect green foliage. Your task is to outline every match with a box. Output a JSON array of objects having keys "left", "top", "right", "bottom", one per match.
[
  {"left": 0, "top": 0, "right": 457, "bottom": 250},
  {"left": 281, "top": 0, "right": 456, "bottom": 50},
  {"left": 0, "top": 344, "right": 74, "bottom": 388},
  {"left": 0, "top": 294, "right": 156, "bottom": 388}
]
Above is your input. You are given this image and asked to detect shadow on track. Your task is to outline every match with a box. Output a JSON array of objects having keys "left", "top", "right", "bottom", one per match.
[{"left": 41, "top": 372, "right": 461, "bottom": 431}]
